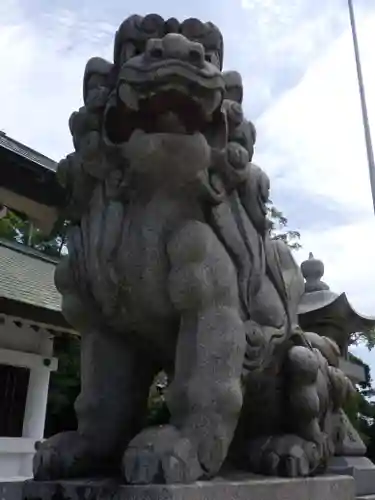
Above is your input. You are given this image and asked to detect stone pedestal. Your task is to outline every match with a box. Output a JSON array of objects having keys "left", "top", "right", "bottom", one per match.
[
  {"left": 0, "top": 475, "right": 355, "bottom": 500},
  {"left": 328, "top": 456, "right": 375, "bottom": 497}
]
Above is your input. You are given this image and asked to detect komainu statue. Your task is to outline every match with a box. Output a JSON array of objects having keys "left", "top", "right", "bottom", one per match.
[{"left": 34, "top": 14, "right": 355, "bottom": 484}]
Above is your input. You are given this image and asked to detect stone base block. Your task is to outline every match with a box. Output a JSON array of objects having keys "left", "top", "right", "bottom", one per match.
[
  {"left": 328, "top": 456, "right": 375, "bottom": 497},
  {"left": 1, "top": 475, "right": 355, "bottom": 500},
  {"left": 0, "top": 481, "right": 24, "bottom": 500}
]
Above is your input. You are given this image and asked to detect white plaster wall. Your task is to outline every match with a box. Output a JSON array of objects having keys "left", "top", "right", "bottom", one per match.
[
  {"left": 0, "top": 315, "right": 58, "bottom": 479},
  {"left": 0, "top": 438, "right": 35, "bottom": 479},
  {"left": 0, "top": 315, "right": 52, "bottom": 355}
]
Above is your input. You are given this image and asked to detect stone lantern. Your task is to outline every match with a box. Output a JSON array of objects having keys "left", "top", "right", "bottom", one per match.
[
  {"left": 298, "top": 253, "right": 375, "bottom": 384},
  {"left": 298, "top": 253, "right": 375, "bottom": 495}
]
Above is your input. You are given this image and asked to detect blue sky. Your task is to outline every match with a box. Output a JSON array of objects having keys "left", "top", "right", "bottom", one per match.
[{"left": 1, "top": 0, "right": 375, "bottom": 365}]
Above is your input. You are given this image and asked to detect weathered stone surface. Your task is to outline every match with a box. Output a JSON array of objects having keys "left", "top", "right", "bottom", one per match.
[
  {"left": 328, "top": 456, "right": 375, "bottom": 497},
  {"left": 32, "top": 13, "right": 360, "bottom": 485},
  {"left": 1, "top": 476, "right": 355, "bottom": 500},
  {"left": 333, "top": 412, "right": 367, "bottom": 456}
]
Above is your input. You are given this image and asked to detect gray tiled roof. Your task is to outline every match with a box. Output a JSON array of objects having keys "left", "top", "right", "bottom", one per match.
[
  {"left": 0, "top": 239, "right": 61, "bottom": 311},
  {"left": 0, "top": 132, "right": 57, "bottom": 171}
]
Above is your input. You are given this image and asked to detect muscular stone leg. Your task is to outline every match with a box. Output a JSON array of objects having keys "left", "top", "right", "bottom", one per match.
[
  {"left": 34, "top": 324, "right": 157, "bottom": 480},
  {"left": 123, "top": 221, "right": 246, "bottom": 484}
]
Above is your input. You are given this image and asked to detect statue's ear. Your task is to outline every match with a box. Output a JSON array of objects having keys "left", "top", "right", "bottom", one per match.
[
  {"left": 82, "top": 57, "right": 114, "bottom": 105},
  {"left": 222, "top": 70, "right": 243, "bottom": 104}
]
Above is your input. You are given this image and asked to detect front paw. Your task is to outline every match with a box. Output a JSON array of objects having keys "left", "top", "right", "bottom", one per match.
[
  {"left": 33, "top": 431, "right": 110, "bottom": 480},
  {"left": 122, "top": 425, "right": 204, "bottom": 484},
  {"left": 245, "top": 434, "right": 322, "bottom": 477}
]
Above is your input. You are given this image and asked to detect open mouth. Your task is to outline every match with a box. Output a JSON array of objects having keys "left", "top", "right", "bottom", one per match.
[{"left": 103, "top": 64, "right": 224, "bottom": 144}]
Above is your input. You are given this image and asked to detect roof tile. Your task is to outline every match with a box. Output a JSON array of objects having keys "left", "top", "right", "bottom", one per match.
[{"left": 0, "top": 240, "right": 61, "bottom": 311}]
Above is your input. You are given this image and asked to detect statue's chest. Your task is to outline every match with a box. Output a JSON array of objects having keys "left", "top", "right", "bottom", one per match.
[
  {"left": 115, "top": 203, "right": 169, "bottom": 293},
  {"left": 81, "top": 188, "right": 187, "bottom": 326}
]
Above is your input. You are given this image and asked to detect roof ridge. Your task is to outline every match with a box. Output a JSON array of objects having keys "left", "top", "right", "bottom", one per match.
[
  {"left": 1, "top": 133, "right": 55, "bottom": 162},
  {"left": 0, "top": 238, "right": 60, "bottom": 265},
  {"left": 0, "top": 133, "right": 57, "bottom": 171}
]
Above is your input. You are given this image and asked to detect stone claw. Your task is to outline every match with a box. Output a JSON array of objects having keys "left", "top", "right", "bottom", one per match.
[
  {"left": 122, "top": 425, "right": 204, "bottom": 484},
  {"left": 33, "top": 431, "right": 108, "bottom": 480},
  {"left": 245, "top": 434, "right": 322, "bottom": 477}
]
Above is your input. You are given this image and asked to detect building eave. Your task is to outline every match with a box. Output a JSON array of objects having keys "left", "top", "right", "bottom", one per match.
[
  {"left": 0, "top": 298, "right": 72, "bottom": 333},
  {"left": 0, "top": 134, "right": 65, "bottom": 233}
]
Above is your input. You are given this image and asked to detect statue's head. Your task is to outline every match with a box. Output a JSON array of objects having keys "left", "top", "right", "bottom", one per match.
[
  {"left": 69, "top": 15, "right": 255, "bottom": 194},
  {"left": 99, "top": 15, "right": 225, "bottom": 150}
]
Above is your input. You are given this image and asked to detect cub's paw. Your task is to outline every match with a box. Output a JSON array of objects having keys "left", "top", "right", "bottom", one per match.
[{"left": 245, "top": 434, "right": 322, "bottom": 477}]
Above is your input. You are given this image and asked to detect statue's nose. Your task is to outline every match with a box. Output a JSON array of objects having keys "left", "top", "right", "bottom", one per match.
[{"left": 145, "top": 33, "right": 205, "bottom": 67}]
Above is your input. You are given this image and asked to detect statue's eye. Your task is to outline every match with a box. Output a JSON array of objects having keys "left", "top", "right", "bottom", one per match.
[
  {"left": 205, "top": 51, "right": 220, "bottom": 68},
  {"left": 118, "top": 41, "right": 146, "bottom": 67},
  {"left": 134, "top": 41, "right": 146, "bottom": 56}
]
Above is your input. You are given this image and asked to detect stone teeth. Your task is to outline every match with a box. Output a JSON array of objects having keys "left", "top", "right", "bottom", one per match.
[
  {"left": 208, "top": 90, "right": 222, "bottom": 114},
  {"left": 200, "top": 90, "right": 222, "bottom": 120},
  {"left": 155, "top": 84, "right": 189, "bottom": 95},
  {"left": 118, "top": 82, "right": 139, "bottom": 111}
]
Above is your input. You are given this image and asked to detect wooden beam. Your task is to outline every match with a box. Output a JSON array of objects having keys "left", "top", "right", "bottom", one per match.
[
  {"left": 0, "top": 438, "right": 36, "bottom": 454},
  {"left": 0, "top": 298, "right": 72, "bottom": 331},
  {"left": 0, "top": 347, "right": 57, "bottom": 371},
  {"left": 0, "top": 188, "right": 58, "bottom": 235}
]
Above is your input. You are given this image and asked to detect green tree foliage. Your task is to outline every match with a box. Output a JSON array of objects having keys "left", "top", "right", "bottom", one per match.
[
  {"left": 0, "top": 208, "right": 21, "bottom": 240},
  {"left": 0, "top": 208, "right": 67, "bottom": 257},
  {"left": 344, "top": 328, "right": 375, "bottom": 462},
  {"left": 268, "top": 204, "right": 302, "bottom": 250},
  {"left": 147, "top": 372, "right": 170, "bottom": 426},
  {"left": 343, "top": 349, "right": 375, "bottom": 462},
  {"left": 44, "top": 335, "right": 80, "bottom": 437},
  {"left": 350, "top": 327, "right": 375, "bottom": 352}
]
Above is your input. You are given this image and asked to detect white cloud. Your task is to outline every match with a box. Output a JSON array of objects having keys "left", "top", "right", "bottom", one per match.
[
  {"left": 0, "top": 0, "right": 113, "bottom": 160},
  {"left": 257, "top": 15, "right": 375, "bottom": 211},
  {"left": 239, "top": 0, "right": 350, "bottom": 71},
  {"left": 0, "top": 0, "right": 359, "bottom": 159},
  {"left": 295, "top": 219, "right": 375, "bottom": 315},
  {"left": 255, "top": 9, "right": 375, "bottom": 321}
]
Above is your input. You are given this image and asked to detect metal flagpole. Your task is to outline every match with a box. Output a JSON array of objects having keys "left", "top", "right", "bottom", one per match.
[{"left": 347, "top": 0, "right": 375, "bottom": 215}]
